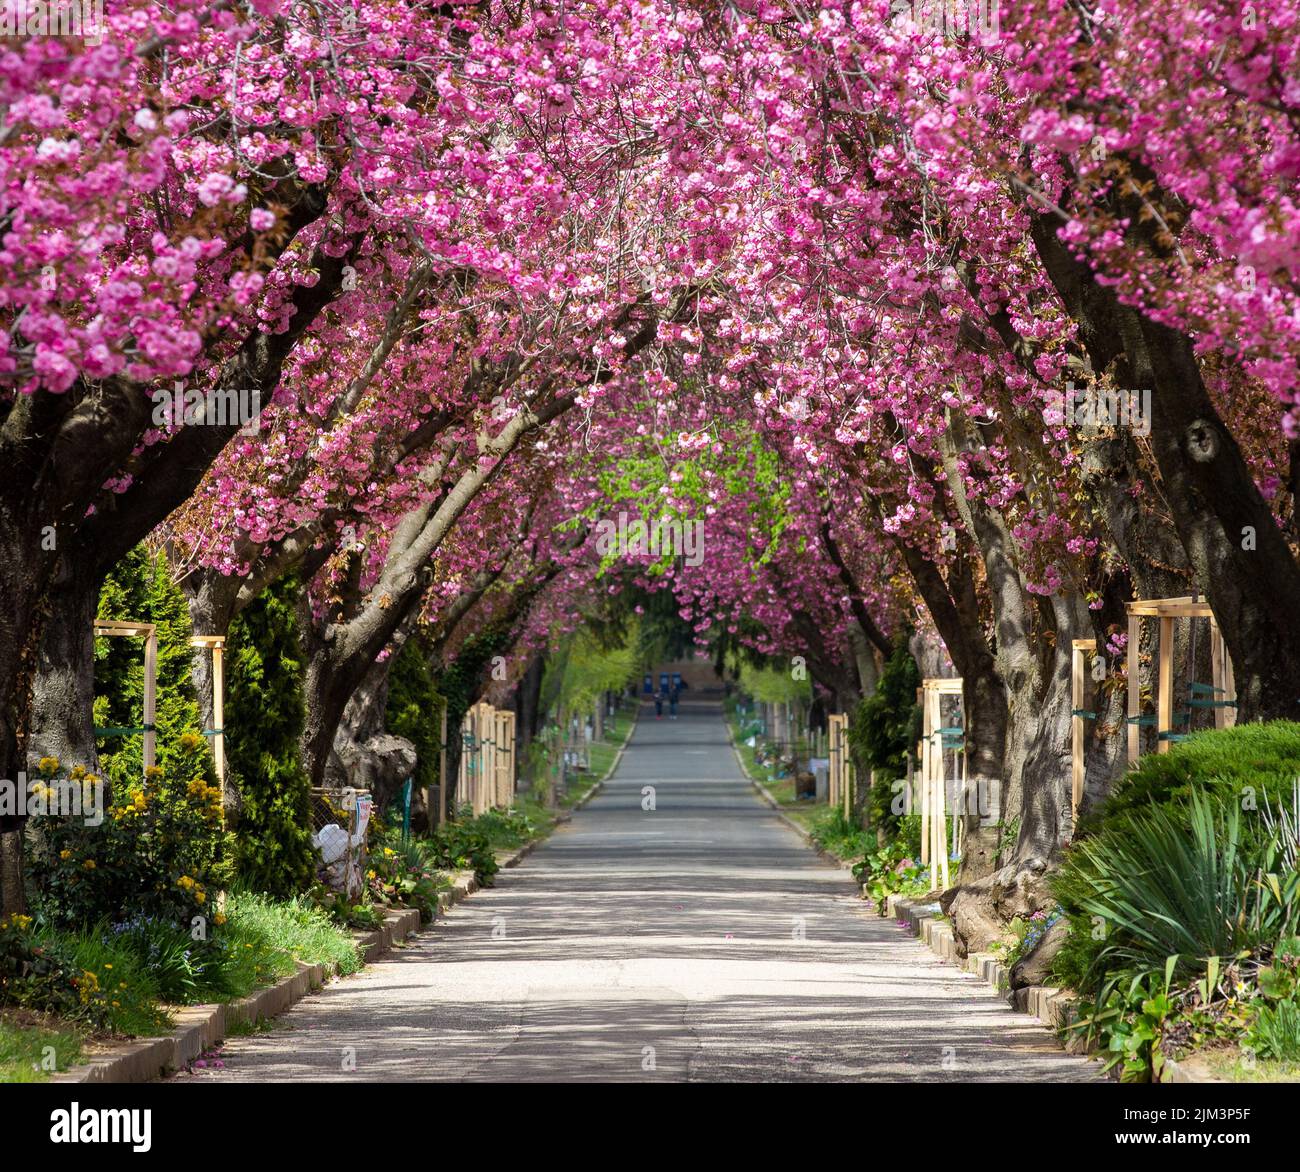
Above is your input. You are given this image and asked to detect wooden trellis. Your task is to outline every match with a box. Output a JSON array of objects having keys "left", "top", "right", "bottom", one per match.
[
  {"left": 188, "top": 635, "right": 226, "bottom": 778},
  {"left": 918, "top": 677, "right": 964, "bottom": 891},
  {"left": 827, "top": 713, "right": 854, "bottom": 819},
  {"left": 1070, "top": 638, "right": 1096, "bottom": 821},
  {"left": 458, "top": 701, "right": 517, "bottom": 816},
  {"left": 93, "top": 620, "right": 158, "bottom": 775},
  {"left": 1126, "top": 595, "right": 1236, "bottom": 766}
]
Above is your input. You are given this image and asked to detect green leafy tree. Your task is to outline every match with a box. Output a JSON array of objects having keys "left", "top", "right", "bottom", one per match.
[
  {"left": 94, "top": 546, "right": 216, "bottom": 789},
  {"left": 385, "top": 635, "right": 445, "bottom": 796},
  {"left": 849, "top": 634, "right": 921, "bottom": 835},
  {"left": 225, "top": 575, "right": 315, "bottom": 898}
]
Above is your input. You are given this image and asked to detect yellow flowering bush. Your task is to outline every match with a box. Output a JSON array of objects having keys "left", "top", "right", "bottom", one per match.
[{"left": 29, "top": 736, "right": 232, "bottom": 930}]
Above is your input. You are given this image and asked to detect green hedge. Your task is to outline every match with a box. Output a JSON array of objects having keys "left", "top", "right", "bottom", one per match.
[
  {"left": 226, "top": 575, "right": 316, "bottom": 899},
  {"left": 1094, "top": 720, "right": 1300, "bottom": 824}
]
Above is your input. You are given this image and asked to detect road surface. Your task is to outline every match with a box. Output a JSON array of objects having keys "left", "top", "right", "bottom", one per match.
[{"left": 174, "top": 700, "right": 1098, "bottom": 1082}]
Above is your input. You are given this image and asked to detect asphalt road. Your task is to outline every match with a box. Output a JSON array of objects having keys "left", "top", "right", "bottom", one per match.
[{"left": 173, "top": 699, "right": 1098, "bottom": 1082}]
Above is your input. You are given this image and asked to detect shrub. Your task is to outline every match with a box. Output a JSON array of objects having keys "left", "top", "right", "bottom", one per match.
[
  {"left": 384, "top": 637, "right": 445, "bottom": 799},
  {"left": 34, "top": 922, "right": 172, "bottom": 1035},
  {"left": 431, "top": 812, "right": 499, "bottom": 886},
  {"left": 0, "top": 915, "right": 79, "bottom": 1020},
  {"left": 94, "top": 545, "right": 218, "bottom": 790},
  {"left": 1054, "top": 788, "right": 1300, "bottom": 998},
  {"left": 28, "top": 743, "right": 231, "bottom": 931},
  {"left": 365, "top": 829, "right": 445, "bottom": 923},
  {"left": 225, "top": 575, "right": 315, "bottom": 898},
  {"left": 848, "top": 636, "right": 920, "bottom": 836},
  {"left": 1247, "top": 998, "right": 1300, "bottom": 1063},
  {"left": 1096, "top": 721, "right": 1300, "bottom": 824}
]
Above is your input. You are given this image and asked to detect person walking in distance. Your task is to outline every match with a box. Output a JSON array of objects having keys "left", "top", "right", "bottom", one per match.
[
  {"left": 655, "top": 688, "right": 664, "bottom": 720},
  {"left": 669, "top": 681, "right": 679, "bottom": 720}
]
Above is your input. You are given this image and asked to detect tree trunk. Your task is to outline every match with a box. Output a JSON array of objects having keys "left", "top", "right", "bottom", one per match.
[
  {"left": 0, "top": 830, "right": 26, "bottom": 917},
  {"left": 1031, "top": 213, "right": 1300, "bottom": 722},
  {"left": 0, "top": 495, "right": 52, "bottom": 916},
  {"left": 29, "top": 565, "right": 101, "bottom": 776}
]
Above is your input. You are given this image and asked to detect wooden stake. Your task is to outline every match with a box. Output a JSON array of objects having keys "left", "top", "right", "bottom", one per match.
[
  {"left": 1127, "top": 611, "right": 1141, "bottom": 765},
  {"left": 1157, "top": 615, "right": 1174, "bottom": 754},
  {"left": 438, "top": 704, "right": 447, "bottom": 827},
  {"left": 211, "top": 642, "right": 225, "bottom": 779},
  {"left": 142, "top": 627, "right": 158, "bottom": 773}
]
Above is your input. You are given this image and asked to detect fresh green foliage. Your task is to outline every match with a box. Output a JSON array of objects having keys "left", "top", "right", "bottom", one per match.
[
  {"left": 737, "top": 661, "right": 810, "bottom": 706},
  {"left": 809, "top": 806, "right": 875, "bottom": 861},
  {"left": 221, "top": 891, "right": 362, "bottom": 979},
  {"left": 848, "top": 636, "right": 921, "bottom": 835},
  {"left": 0, "top": 1014, "right": 84, "bottom": 1083},
  {"left": 1097, "top": 721, "right": 1300, "bottom": 823},
  {"left": 384, "top": 636, "right": 445, "bottom": 796},
  {"left": 996, "top": 907, "right": 1063, "bottom": 974},
  {"left": 29, "top": 743, "right": 230, "bottom": 930},
  {"left": 852, "top": 831, "right": 927, "bottom": 913},
  {"left": 34, "top": 921, "right": 173, "bottom": 1035},
  {"left": 1054, "top": 789, "right": 1299, "bottom": 995},
  {"left": 0, "top": 914, "right": 79, "bottom": 1020},
  {"left": 94, "top": 545, "right": 217, "bottom": 789},
  {"left": 365, "top": 824, "right": 447, "bottom": 923},
  {"left": 1246, "top": 998, "right": 1300, "bottom": 1063},
  {"left": 225, "top": 575, "right": 315, "bottom": 898},
  {"left": 430, "top": 810, "right": 499, "bottom": 885},
  {"left": 1071, "top": 959, "right": 1178, "bottom": 1082},
  {"left": 548, "top": 626, "right": 639, "bottom": 717}
]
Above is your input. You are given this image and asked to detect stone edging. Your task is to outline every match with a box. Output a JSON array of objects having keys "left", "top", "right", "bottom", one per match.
[
  {"left": 884, "top": 893, "right": 1221, "bottom": 1082},
  {"left": 887, "top": 893, "right": 1085, "bottom": 1035},
  {"left": 47, "top": 709, "right": 646, "bottom": 1088},
  {"left": 50, "top": 906, "right": 423, "bottom": 1085}
]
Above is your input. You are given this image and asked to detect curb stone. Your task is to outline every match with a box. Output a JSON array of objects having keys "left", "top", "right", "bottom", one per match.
[
  {"left": 49, "top": 907, "right": 422, "bottom": 1085},
  {"left": 47, "top": 709, "right": 644, "bottom": 1087},
  {"left": 885, "top": 893, "right": 1225, "bottom": 1082}
]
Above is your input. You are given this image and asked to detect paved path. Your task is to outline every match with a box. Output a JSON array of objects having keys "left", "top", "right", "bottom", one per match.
[{"left": 175, "top": 700, "right": 1098, "bottom": 1082}]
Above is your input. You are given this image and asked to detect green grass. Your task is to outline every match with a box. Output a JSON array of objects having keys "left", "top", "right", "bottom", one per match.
[
  {"left": 1203, "top": 1048, "right": 1300, "bottom": 1083},
  {"left": 0, "top": 1013, "right": 84, "bottom": 1083},
  {"left": 36, "top": 924, "right": 175, "bottom": 1037},
  {"left": 12, "top": 893, "right": 361, "bottom": 1041},
  {"left": 221, "top": 891, "right": 363, "bottom": 986},
  {"left": 725, "top": 705, "right": 836, "bottom": 837}
]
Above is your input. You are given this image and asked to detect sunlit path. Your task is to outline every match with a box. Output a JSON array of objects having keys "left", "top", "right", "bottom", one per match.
[{"left": 172, "top": 701, "right": 1097, "bottom": 1083}]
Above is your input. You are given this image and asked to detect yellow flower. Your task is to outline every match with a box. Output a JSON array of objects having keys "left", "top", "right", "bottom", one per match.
[
  {"left": 178, "top": 875, "right": 195, "bottom": 890},
  {"left": 82, "top": 859, "right": 96, "bottom": 870},
  {"left": 103, "top": 963, "right": 112, "bottom": 970},
  {"left": 59, "top": 849, "right": 72, "bottom": 861},
  {"left": 37, "top": 756, "right": 59, "bottom": 777},
  {"left": 213, "top": 912, "right": 227, "bottom": 926},
  {"left": 145, "top": 764, "right": 163, "bottom": 781},
  {"left": 69, "top": 765, "right": 86, "bottom": 780},
  {"left": 179, "top": 731, "right": 202, "bottom": 752},
  {"left": 195, "top": 891, "right": 206, "bottom": 905}
]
